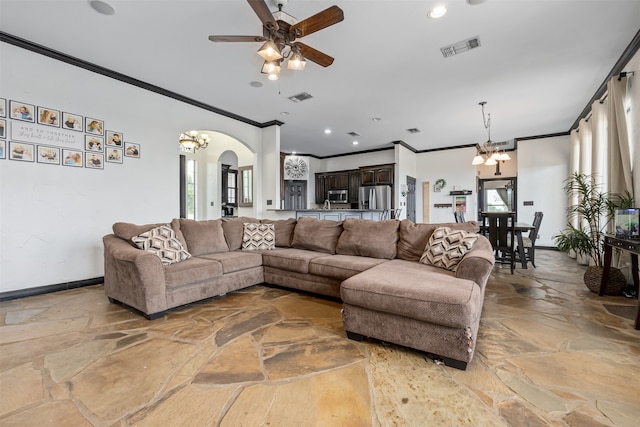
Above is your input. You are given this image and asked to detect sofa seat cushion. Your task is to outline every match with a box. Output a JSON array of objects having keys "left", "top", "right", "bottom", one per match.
[
  {"left": 199, "top": 251, "right": 263, "bottom": 274},
  {"left": 309, "top": 255, "right": 389, "bottom": 281},
  {"left": 336, "top": 218, "right": 399, "bottom": 259},
  {"left": 261, "top": 248, "right": 329, "bottom": 274},
  {"left": 164, "top": 257, "right": 223, "bottom": 289},
  {"left": 340, "top": 259, "right": 483, "bottom": 329}
]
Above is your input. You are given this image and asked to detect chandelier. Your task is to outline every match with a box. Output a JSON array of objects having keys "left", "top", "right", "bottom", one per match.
[
  {"left": 471, "top": 102, "right": 511, "bottom": 166},
  {"left": 179, "top": 131, "right": 210, "bottom": 151}
]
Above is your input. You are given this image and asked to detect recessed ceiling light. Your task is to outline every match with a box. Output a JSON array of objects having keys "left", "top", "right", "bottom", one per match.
[
  {"left": 467, "top": 0, "right": 487, "bottom": 5},
  {"left": 292, "top": 151, "right": 296, "bottom": 155},
  {"left": 324, "top": 129, "right": 331, "bottom": 134},
  {"left": 250, "top": 81, "right": 263, "bottom": 88},
  {"left": 428, "top": 5, "right": 447, "bottom": 19},
  {"left": 353, "top": 141, "right": 359, "bottom": 145},
  {"left": 280, "top": 111, "right": 290, "bottom": 115},
  {"left": 89, "top": 0, "right": 115, "bottom": 15},
  {"left": 372, "top": 117, "right": 382, "bottom": 122}
]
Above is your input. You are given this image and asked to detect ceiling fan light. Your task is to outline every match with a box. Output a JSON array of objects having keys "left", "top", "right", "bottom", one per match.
[
  {"left": 287, "top": 51, "right": 307, "bottom": 70},
  {"left": 261, "top": 60, "right": 278, "bottom": 74},
  {"left": 472, "top": 155, "right": 485, "bottom": 165},
  {"left": 257, "top": 39, "right": 283, "bottom": 61}
]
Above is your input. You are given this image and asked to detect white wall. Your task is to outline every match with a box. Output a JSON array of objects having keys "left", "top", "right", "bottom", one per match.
[
  {"left": 517, "top": 135, "right": 571, "bottom": 246},
  {"left": 415, "top": 147, "right": 479, "bottom": 223},
  {"left": 0, "top": 44, "right": 271, "bottom": 292}
]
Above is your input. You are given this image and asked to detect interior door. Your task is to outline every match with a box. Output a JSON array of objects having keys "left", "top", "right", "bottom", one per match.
[
  {"left": 284, "top": 180, "right": 307, "bottom": 210},
  {"left": 406, "top": 176, "right": 416, "bottom": 222}
]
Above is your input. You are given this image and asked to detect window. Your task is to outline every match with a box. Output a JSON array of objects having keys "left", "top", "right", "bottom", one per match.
[
  {"left": 221, "top": 164, "right": 237, "bottom": 207},
  {"left": 186, "top": 159, "right": 196, "bottom": 219}
]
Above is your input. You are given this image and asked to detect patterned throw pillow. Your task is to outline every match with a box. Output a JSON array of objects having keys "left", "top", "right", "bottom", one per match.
[
  {"left": 420, "top": 226, "right": 478, "bottom": 271},
  {"left": 242, "top": 223, "right": 275, "bottom": 251},
  {"left": 132, "top": 224, "right": 191, "bottom": 266}
]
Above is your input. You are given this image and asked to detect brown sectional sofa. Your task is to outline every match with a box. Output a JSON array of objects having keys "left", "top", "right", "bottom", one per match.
[{"left": 103, "top": 216, "right": 494, "bottom": 369}]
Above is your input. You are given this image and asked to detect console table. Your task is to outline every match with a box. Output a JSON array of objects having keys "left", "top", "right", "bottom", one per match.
[{"left": 600, "top": 235, "right": 640, "bottom": 330}]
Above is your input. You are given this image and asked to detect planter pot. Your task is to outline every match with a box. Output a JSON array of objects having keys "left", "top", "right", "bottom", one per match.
[{"left": 583, "top": 265, "right": 626, "bottom": 295}]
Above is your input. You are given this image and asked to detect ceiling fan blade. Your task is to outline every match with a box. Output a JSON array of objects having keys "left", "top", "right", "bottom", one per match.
[
  {"left": 247, "top": 0, "right": 278, "bottom": 31},
  {"left": 290, "top": 5, "right": 344, "bottom": 38},
  {"left": 208, "top": 35, "right": 267, "bottom": 43},
  {"left": 295, "top": 42, "right": 334, "bottom": 67}
]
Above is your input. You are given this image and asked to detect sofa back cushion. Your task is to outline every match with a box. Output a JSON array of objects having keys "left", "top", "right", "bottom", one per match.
[
  {"left": 261, "top": 218, "right": 297, "bottom": 247},
  {"left": 336, "top": 219, "right": 399, "bottom": 259},
  {"left": 221, "top": 216, "right": 260, "bottom": 250},
  {"left": 113, "top": 222, "right": 165, "bottom": 247},
  {"left": 397, "top": 219, "right": 480, "bottom": 261},
  {"left": 178, "top": 219, "right": 228, "bottom": 256},
  {"left": 292, "top": 217, "right": 343, "bottom": 254}
]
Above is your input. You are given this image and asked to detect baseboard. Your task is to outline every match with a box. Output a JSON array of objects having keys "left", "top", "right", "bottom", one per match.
[
  {"left": 0, "top": 277, "right": 104, "bottom": 302},
  {"left": 537, "top": 246, "right": 559, "bottom": 251}
]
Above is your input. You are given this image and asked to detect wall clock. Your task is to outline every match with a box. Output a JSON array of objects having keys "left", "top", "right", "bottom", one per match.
[{"left": 284, "top": 156, "right": 308, "bottom": 180}]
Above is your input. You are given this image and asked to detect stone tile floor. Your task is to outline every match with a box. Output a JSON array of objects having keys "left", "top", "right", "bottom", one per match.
[{"left": 0, "top": 250, "right": 639, "bottom": 426}]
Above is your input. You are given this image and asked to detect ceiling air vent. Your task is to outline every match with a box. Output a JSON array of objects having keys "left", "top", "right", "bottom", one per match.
[
  {"left": 440, "top": 36, "right": 481, "bottom": 58},
  {"left": 288, "top": 92, "right": 313, "bottom": 103},
  {"left": 406, "top": 128, "right": 421, "bottom": 134},
  {"left": 347, "top": 131, "right": 360, "bottom": 137}
]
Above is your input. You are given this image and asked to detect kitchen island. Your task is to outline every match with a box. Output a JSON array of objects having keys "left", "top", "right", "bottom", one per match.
[{"left": 294, "top": 209, "right": 388, "bottom": 221}]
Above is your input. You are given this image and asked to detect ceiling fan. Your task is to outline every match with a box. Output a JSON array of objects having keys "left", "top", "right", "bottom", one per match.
[{"left": 208, "top": 0, "right": 344, "bottom": 78}]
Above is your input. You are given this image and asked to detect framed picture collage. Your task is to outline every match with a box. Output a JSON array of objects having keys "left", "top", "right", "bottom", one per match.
[{"left": 0, "top": 97, "right": 141, "bottom": 169}]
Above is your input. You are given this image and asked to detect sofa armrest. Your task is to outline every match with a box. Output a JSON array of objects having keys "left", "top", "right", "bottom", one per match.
[
  {"left": 103, "top": 234, "right": 167, "bottom": 316},
  {"left": 455, "top": 236, "right": 495, "bottom": 290}
]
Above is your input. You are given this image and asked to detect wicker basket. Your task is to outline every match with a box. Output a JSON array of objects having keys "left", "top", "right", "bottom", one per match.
[{"left": 583, "top": 266, "right": 627, "bottom": 295}]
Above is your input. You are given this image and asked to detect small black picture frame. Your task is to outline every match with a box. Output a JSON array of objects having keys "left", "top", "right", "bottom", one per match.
[
  {"left": 62, "top": 149, "right": 83, "bottom": 167},
  {"left": 106, "top": 148, "right": 123, "bottom": 164},
  {"left": 85, "top": 117, "right": 104, "bottom": 135},
  {"left": 106, "top": 130, "right": 123, "bottom": 147},
  {"left": 37, "top": 106, "right": 61, "bottom": 127},
  {"left": 124, "top": 142, "right": 140, "bottom": 158},
  {"left": 9, "top": 141, "right": 35, "bottom": 162},
  {"left": 9, "top": 100, "right": 35, "bottom": 122},
  {"left": 37, "top": 145, "right": 61, "bottom": 165},
  {"left": 62, "top": 112, "right": 83, "bottom": 132},
  {"left": 85, "top": 152, "right": 104, "bottom": 169},
  {"left": 85, "top": 135, "right": 104, "bottom": 152}
]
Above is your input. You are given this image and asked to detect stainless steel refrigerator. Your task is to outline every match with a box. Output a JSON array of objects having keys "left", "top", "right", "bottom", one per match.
[{"left": 359, "top": 185, "right": 391, "bottom": 210}]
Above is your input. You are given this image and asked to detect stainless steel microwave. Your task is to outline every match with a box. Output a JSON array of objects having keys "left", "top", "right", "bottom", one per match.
[{"left": 328, "top": 189, "right": 349, "bottom": 203}]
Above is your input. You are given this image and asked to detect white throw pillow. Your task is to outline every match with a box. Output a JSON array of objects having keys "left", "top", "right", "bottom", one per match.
[
  {"left": 420, "top": 226, "right": 478, "bottom": 271},
  {"left": 132, "top": 224, "right": 191, "bottom": 265},
  {"left": 242, "top": 223, "right": 275, "bottom": 251}
]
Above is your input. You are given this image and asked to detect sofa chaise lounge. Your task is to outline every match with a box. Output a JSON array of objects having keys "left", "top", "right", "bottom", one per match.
[{"left": 103, "top": 216, "right": 495, "bottom": 369}]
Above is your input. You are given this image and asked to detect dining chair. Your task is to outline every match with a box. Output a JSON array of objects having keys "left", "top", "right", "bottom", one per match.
[
  {"left": 482, "top": 212, "right": 516, "bottom": 274},
  {"left": 519, "top": 211, "right": 544, "bottom": 268},
  {"left": 454, "top": 211, "right": 465, "bottom": 223}
]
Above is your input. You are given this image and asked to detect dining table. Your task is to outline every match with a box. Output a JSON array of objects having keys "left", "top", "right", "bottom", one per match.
[{"left": 479, "top": 216, "right": 535, "bottom": 269}]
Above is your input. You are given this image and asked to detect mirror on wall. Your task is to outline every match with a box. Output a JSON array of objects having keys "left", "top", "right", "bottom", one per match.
[
  {"left": 478, "top": 177, "right": 517, "bottom": 218},
  {"left": 239, "top": 165, "right": 253, "bottom": 207}
]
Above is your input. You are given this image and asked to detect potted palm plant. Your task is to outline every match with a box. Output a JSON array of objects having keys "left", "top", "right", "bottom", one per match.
[{"left": 554, "top": 172, "right": 634, "bottom": 294}]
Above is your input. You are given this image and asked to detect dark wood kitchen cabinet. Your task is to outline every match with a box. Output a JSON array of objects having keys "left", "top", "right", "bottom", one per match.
[{"left": 360, "top": 164, "right": 394, "bottom": 186}]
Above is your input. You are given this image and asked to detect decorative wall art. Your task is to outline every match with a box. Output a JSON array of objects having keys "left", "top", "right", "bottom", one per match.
[
  {"left": 62, "top": 149, "right": 83, "bottom": 167},
  {"left": 37, "top": 107, "right": 61, "bottom": 127},
  {"left": 37, "top": 146, "right": 61, "bottom": 165},
  {"left": 9, "top": 101, "right": 35, "bottom": 122},
  {"left": 124, "top": 142, "right": 140, "bottom": 158},
  {"left": 62, "top": 112, "right": 83, "bottom": 131},
  {"left": 3, "top": 97, "right": 141, "bottom": 170},
  {"left": 106, "top": 130, "right": 123, "bottom": 147},
  {"left": 85, "top": 117, "right": 104, "bottom": 135},
  {"left": 9, "top": 141, "right": 35, "bottom": 161},
  {"left": 284, "top": 156, "right": 309, "bottom": 180},
  {"left": 85, "top": 135, "right": 104, "bottom": 152},
  {"left": 106, "top": 148, "right": 123, "bottom": 164}
]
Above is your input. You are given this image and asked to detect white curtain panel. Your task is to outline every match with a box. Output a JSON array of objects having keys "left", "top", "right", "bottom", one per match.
[
  {"left": 607, "top": 76, "right": 633, "bottom": 196},
  {"left": 591, "top": 99, "right": 608, "bottom": 191}
]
